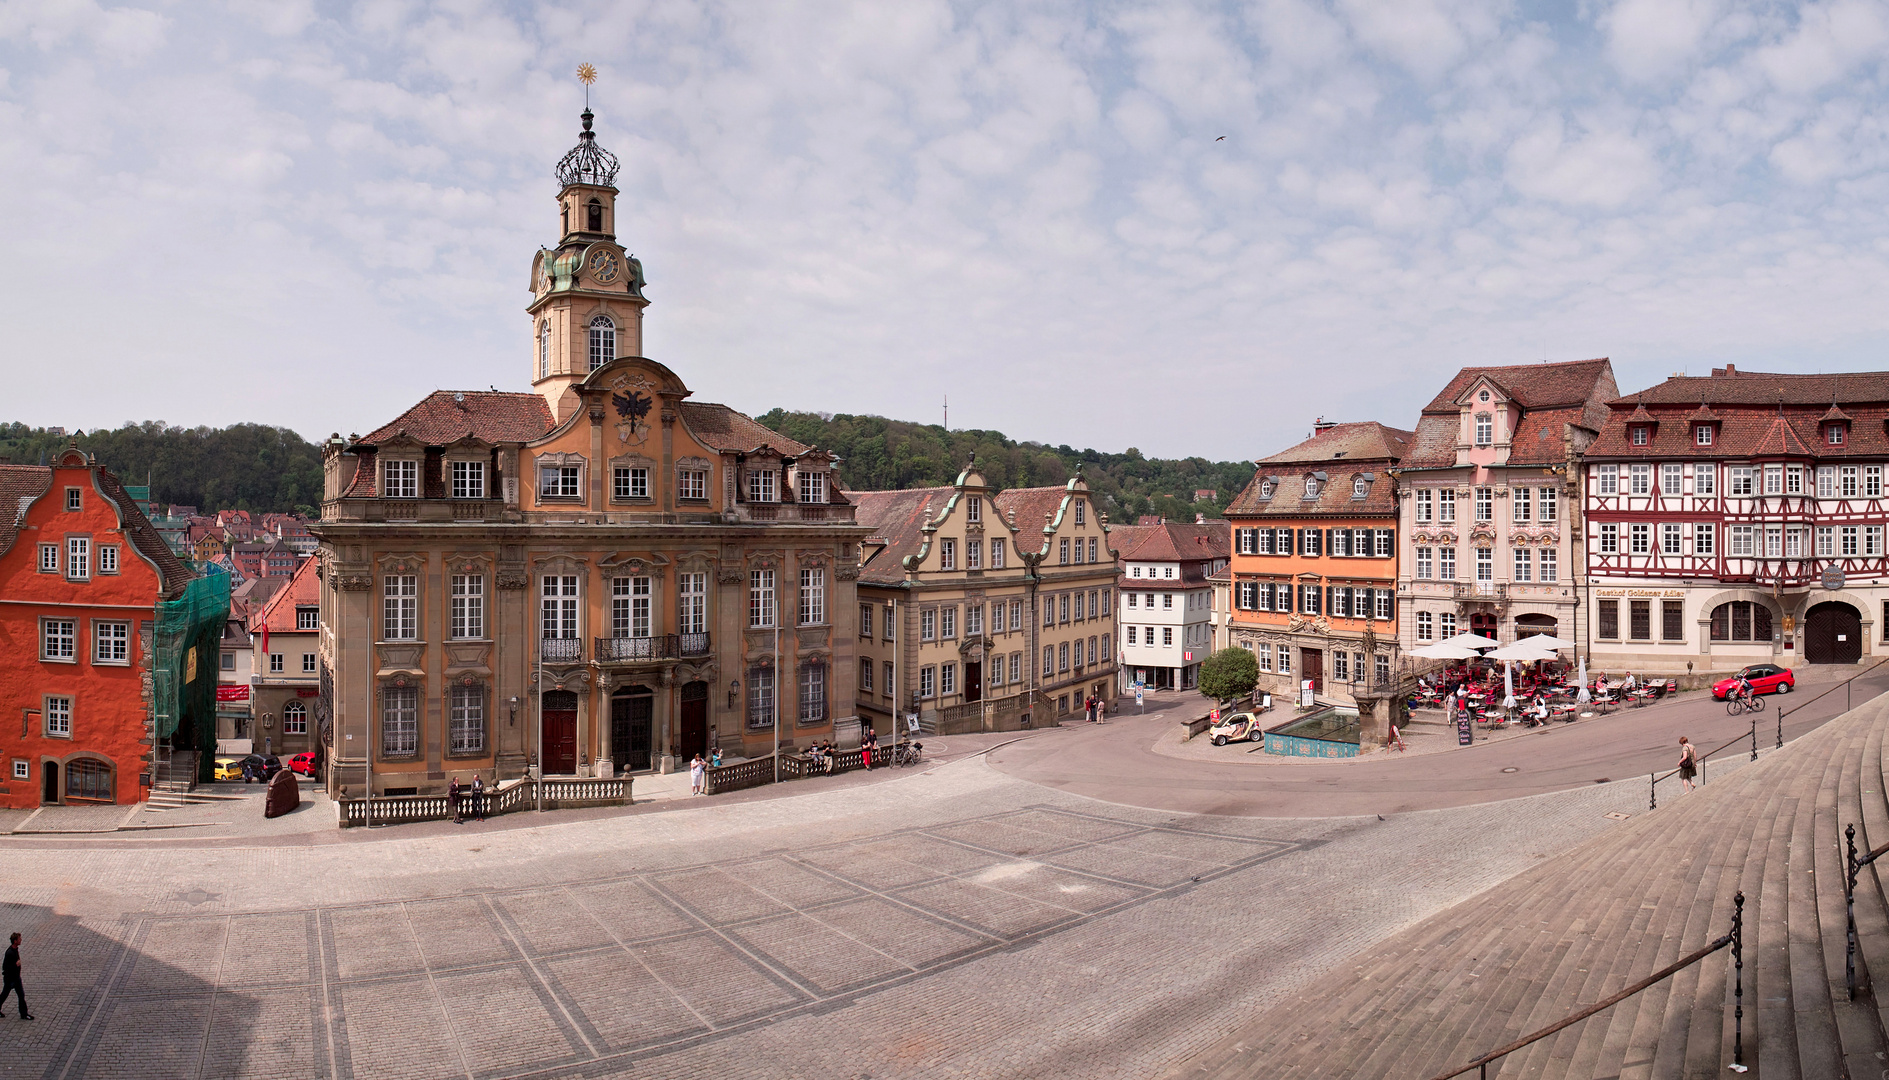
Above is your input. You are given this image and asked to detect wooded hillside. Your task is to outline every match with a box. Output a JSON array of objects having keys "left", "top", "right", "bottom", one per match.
[
  {"left": 0, "top": 421, "right": 325, "bottom": 515},
  {"left": 756, "top": 409, "right": 1253, "bottom": 523}
]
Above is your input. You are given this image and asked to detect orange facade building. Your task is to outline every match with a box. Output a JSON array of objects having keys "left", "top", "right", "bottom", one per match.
[
  {"left": 1223, "top": 422, "right": 1410, "bottom": 707},
  {"left": 0, "top": 449, "right": 195, "bottom": 807}
]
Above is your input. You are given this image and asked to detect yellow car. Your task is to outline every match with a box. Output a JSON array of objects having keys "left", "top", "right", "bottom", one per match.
[{"left": 213, "top": 757, "right": 245, "bottom": 781}]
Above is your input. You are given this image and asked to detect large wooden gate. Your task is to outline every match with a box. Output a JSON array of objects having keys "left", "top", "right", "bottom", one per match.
[{"left": 1805, "top": 601, "right": 1862, "bottom": 664}]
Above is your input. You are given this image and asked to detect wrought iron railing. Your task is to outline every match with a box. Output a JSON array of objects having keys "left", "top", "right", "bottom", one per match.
[
  {"left": 1846, "top": 823, "right": 1889, "bottom": 1000},
  {"left": 1427, "top": 893, "right": 1744, "bottom": 1079},
  {"left": 680, "top": 631, "right": 711, "bottom": 656},
  {"left": 541, "top": 637, "right": 583, "bottom": 663}
]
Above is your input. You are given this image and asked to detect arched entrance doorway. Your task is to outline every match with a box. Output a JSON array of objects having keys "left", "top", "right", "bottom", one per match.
[
  {"left": 541, "top": 690, "right": 578, "bottom": 774},
  {"left": 678, "top": 682, "right": 709, "bottom": 761},
  {"left": 42, "top": 761, "right": 59, "bottom": 805},
  {"left": 611, "top": 685, "right": 654, "bottom": 772},
  {"left": 1469, "top": 612, "right": 1498, "bottom": 638},
  {"left": 1804, "top": 601, "right": 1863, "bottom": 664}
]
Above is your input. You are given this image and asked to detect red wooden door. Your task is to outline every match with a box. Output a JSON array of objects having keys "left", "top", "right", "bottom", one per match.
[{"left": 542, "top": 690, "right": 577, "bottom": 774}]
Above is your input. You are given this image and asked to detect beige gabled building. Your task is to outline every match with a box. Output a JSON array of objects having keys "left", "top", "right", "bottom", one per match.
[
  {"left": 851, "top": 461, "right": 1119, "bottom": 734},
  {"left": 314, "top": 108, "right": 868, "bottom": 797}
]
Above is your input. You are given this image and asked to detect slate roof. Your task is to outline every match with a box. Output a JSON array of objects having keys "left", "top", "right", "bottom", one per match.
[
  {"left": 359, "top": 391, "right": 556, "bottom": 447},
  {"left": 685, "top": 402, "right": 813, "bottom": 456},
  {"left": 251, "top": 556, "right": 320, "bottom": 634},
  {"left": 852, "top": 487, "right": 957, "bottom": 586}
]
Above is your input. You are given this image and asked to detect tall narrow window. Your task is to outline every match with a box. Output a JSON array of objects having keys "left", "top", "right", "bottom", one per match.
[
  {"left": 678, "top": 573, "right": 707, "bottom": 635},
  {"left": 1475, "top": 413, "right": 1492, "bottom": 445},
  {"left": 749, "top": 665, "right": 775, "bottom": 728},
  {"left": 45, "top": 696, "right": 72, "bottom": 737},
  {"left": 587, "top": 199, "right": 604, "bottom": 231},
  {"left": 450, "top": 574, "right": 484, "bottom": 639},
  {"left": 799, "top": 567, "right": 826, "bottom": 626},
  {"left": 66, "top": 537, "right": 90, "bottom": 580},
  {"left": 450, "top": 686, "right": 485, "bottom": 753},
  {"left": 613, "top": 576, "right": 652, "bottom": 638},
  {"left": 538, "top": 320, "right": 551, "bottom": 379},
  {"left": 588, "top": 315, "right": 616, "bottom": 371},
  {"left": 541, "top": 576, "right": 579, "bottom": 638},
  {"left": 940, "top": 538, "right": 956, "bottom": 570},
  {"left": 991, "top": 539, "right": 1005, "bottom": 569},
  {"left": 383, "top": 575, "right": 417, "bottom": 640},
  {"left": 749, "top": 569, "right": 777, "bottom": 627},
  {"left": 382, "top": 686, "right": 417, "bottom": 756},
  {"left": 966, "top": 496, "right": 982, "bottom": 523}
]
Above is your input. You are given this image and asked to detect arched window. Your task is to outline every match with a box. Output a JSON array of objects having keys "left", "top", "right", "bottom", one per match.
[
  {"left": 538, "top": 321, "right": 550, "bottom": 379},
  {"left": 65, "top": 757, "right": 113, "bottom": 801},
  {"left": 1259, "top": 481, "right": 1273, "bottom": 499},
  {"left": 1305, "top": 477, "right": 1318, "bottom": 498},
  {"left": 1352, "top": 477, "right": 1366, "bottom": 497},
  {"left": 283, "top": 700, "right": 307, "bottom": 734},
  {"left": 1710, "top": 601, "right": 1773, "bottom": 642},
  {"left": 587, "top": 199, "right": 604, "bottom": 232},
  {"left": 588, "top": 315, "right": 615, "bottom": 371}
]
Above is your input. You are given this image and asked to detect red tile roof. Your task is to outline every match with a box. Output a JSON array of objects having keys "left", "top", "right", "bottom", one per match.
[
  {"left": 687, "top": 402, "right": 813, "bottom": 456},
  {"left": 1424, "top": 358, "right": 1617, "bottom": 412},
  {"left": 0, "top": 463, "right": 191, "bottom": 596},
  {"left": 0, "top": 464, "right": 52, "bottom": 563},
  {"left": 251, "top": 555, "right": 320, "bottom": 634},
  {"left": 1256, "top": 422, "right": 1413, "bottom": 466},
  {"left": 1589, "top": 368, "right": 1889, "bottom": 460},
  {"left": 1615, "top": 367, "right": 1889, "bottom": 407},
  {"left": 1111, "top": 521, "right": 1230, "bottom": 564},
  {"left": 852, "top": 487, "right": 957, "bottom": 585},
  {"left": 992, "top": 485, "right": 1074, "bottom": 536},
  {"left": 359, "top": 391, "right": 555, "bottom": 447},
  {"left": 1750, "top": 415, "right": 1813, "bottom": 457}
]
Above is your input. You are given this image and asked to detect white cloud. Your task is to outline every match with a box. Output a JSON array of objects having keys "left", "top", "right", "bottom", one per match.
[
  {"left": 1505, "top": 117, "right": 1660, "bottom": 208},
  {"left": 1598, "top": 0, "right": 1725, "bottom": 82}
]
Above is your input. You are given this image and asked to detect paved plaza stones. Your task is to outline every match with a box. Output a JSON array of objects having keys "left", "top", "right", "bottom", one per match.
[{"left": 0, "top": 746, "right": 1685, "bottom": 1080}]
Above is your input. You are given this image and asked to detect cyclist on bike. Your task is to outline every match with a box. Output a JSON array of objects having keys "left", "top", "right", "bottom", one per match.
[{"left": 1734, "top": 672, "right": 1754, "bottom": 705}]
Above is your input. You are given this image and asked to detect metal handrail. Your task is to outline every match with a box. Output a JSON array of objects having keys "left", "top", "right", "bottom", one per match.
[
  {"left": 1845, "top": 823, "right": 1889, "bottom": 1000},
  {"left": 1778, "top": 657, "right": 1889, "bottom": 750},
  {"left": 1427, "top": 892, "right": 1744, "bottom": 1079}
]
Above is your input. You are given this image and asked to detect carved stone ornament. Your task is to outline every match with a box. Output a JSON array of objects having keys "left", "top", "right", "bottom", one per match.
[
  {"left": 717, "top": 569, "right": 744, "bottom": 585},
  {"left": 834, "top": 563, "right": 861, "bottom": 581},
  {"left": 335, "top": 574, "right": 373, "bottom": 592},
  {"left": 496, "top": 571, "right": 530, "bottom": 589}
]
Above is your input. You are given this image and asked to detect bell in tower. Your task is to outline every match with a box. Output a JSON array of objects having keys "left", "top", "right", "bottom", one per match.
[{"left": 527, "top": 66, "right": 650, "bottom": 423}]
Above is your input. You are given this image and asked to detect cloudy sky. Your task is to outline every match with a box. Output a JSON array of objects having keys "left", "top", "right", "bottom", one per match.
[{"left": 3, "top": 1, "right": 1887, "bottom": 461}]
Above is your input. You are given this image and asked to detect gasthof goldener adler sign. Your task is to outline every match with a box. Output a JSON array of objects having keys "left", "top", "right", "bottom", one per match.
[{"left": 1824, "top": 566, "right": 1846, "bottom": 591}]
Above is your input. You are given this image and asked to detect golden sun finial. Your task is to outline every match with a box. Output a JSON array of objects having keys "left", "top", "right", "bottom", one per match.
[{"left": 576, "top": 63, "right": 598, "bottom": 85}]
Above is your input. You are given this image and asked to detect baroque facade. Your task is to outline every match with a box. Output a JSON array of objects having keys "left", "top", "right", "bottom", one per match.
[
  {"left": 1224, "top": 422, "right": 1409, "bottom": 707},
  {"left": 315, "top": 109, "right": 867, "bottom": 798},
  {"left": 1393, "top": 360, "right": 1616, "bottom": 651},
  {"left": 852, "top": 463, "right": 1118, "bottom": 732},
  {"left": 1584, "top": 366, "right": 1889, "bottom": 674}
]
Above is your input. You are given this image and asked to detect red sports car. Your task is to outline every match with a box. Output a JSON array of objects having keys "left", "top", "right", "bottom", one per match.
[
  {"left": 287, "top": 752, "right": 318, "bottom": 777},
  {"left": 1712, "top": 664, "right": 1795, "bottom": 700}
]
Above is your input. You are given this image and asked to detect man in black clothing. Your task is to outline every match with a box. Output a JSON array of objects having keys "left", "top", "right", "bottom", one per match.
[{"left": 2, "top": 932, "right": 29, "bottom": 1019}]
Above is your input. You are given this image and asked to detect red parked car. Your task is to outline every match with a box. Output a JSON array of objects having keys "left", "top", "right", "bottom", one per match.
[
  {"left": 1712, "top": 664, "right": 1795, "bottom": 700},
  {"left": 287, "top": 752, "right": 318, "bottom": 777}
]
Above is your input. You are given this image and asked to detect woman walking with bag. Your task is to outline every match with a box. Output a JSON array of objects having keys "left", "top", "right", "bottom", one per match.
[{"left": 1678, "top": 737, "right": 1699, "bottom": 793}]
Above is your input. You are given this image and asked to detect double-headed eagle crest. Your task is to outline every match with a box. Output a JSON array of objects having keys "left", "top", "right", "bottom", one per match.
[{"left": 610, "top": 375, "right": 654, "bottom": 444}]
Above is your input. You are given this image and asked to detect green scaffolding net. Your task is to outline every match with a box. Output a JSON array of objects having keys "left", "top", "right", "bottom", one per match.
[{"left": 153, "top": 571, "right": 230, "bottom": 782}]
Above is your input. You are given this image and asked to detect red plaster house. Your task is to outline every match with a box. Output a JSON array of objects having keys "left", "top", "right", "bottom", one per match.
[{"left": 0, "top": 448, "right": 193, "bottom": 807}]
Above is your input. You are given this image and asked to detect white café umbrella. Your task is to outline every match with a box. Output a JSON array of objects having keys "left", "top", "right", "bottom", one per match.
[
  {"left": 1576, "top": 656, "right": 1591, "bottom": 703},
  {"left": 1412, "top": 641, "right": 1482, "bottom": 660},
  {"left": 1502, "top": 662, "right": 1517, "bottom": 709},
  {"left": 1515, "top": 633, "right": 1576, "bottom": 651},
  {"left": 1440, "top": 632, "right": 1501, "bottom": 651},
  {"left": 1487, "top": 638, "right": 1560, "bottom": 662}
]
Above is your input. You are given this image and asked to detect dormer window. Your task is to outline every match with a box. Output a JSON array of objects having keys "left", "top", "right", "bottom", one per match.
[
  {"left": 1478, "top": 389, "right": 1491, "bottom": 402},
  {"left": 1829, "top": 425, "right": 1846, "bottom": 446},
  {"left": 1696, "top": 425, "right": 1714, "bottom": 447},
  {"left": 587, "top": 198, "right": 604, "bottom": 232},
  {"left": 1630, "top": 426, "right": 1649, "bottom": 446},
  {"left": 1305, "top": 477, "right": 1319, "bottom": 498},
  {"left": 1475, "top": 413, "right": 1493, "bottom": 446},
  {"left": 1352, "top": 477, "right": 1366, "bottom": 497},
  {"left": 1259, "top": 481, "right": 1273, "bottom": 499},
  {"left": 450, "top": 461, "right": 486, "bottom": 500},
  {"left": 800, "top": 471, "right": 827, "bottom": 504},
  {"left": 382, "top": 459, "right": 418, "bottom": 499},
  {"left": 748, "top": 466, "right": 778, "bottom": 503},
  {"left": 588, "top": 316, "right": 615, "bottom": 371}
]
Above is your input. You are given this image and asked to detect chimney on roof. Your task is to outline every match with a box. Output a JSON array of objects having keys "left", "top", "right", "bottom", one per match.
[{"left": 1313, "top": 417, "right": 1338, "bottom": 433}]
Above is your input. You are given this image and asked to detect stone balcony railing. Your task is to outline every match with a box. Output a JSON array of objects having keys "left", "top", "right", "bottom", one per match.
[
  {"left": 1452, "top": 581, "right": 1508, "bottom": 601},
  {"left": 321, "top": 497, "right": 505, "bottom": 524},
  {"left": 728, "top": 501, "right": 856, "bottom": 524}
]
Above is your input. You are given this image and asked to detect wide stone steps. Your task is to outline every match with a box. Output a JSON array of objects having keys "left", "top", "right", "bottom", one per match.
[{"left": 1166, "top": 691, "right": 1889, "bottom": 1080}]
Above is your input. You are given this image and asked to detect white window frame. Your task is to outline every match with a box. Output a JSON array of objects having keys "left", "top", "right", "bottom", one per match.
[
  {"left": 383, "top": 575, "right": 418, "bottom": 640},
  {"left": 678, "top": 469, "right": 708, "bottom": 500},
  {"left": 66, "top": 536, "right": 90, "bottom": 581},
  {"left": 383, "top": 459, "right": 419, "bottom": 499},
  {"left": 799, "top": 567, "right": 826, "bottom": 626},
  {"left": 541, "top": 464, "right": 582, "bottom": 499},
  {"left": 93, "top": 620, "right": 129, "bottom": 665},
  {"left": 749, "top": 569, "right": 777, "bottom": 628},
  {"left": 588, "top": 315, "right": 616, "bottom": 371},
  {"left": 450, "top": 460, "right": 486, "bottom": 500},
  {"left": 450, "top": 574, "right": 484, "bottom": 640},
  {"left": 1695, "top": 465, "right": 1715, "bottom": 496},
  {"left": 45, "top": 696, "right": 72, "bottom": 738},
  {"left": 98, "top": 545, "right": 118, "bottom": 574},
  {"left": 614, "top": 466, "right": 650, "bottom": 500}
]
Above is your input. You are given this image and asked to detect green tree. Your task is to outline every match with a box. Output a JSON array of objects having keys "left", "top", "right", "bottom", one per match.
[{"left": 1197, "top": 647, "right": 1259, "bottom": 705}]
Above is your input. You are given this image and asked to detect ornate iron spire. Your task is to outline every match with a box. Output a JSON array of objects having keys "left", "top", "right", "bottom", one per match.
[{"left": 557, "top": 64, "right": 619, "bottom": 188}]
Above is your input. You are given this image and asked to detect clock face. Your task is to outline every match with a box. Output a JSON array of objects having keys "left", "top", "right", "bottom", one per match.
[{"left": 589, "top": 249, "right": 620, "bottom": 284}]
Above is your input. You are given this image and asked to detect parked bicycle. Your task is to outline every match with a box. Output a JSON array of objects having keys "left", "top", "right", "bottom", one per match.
[{"left": 893, "top": 741, "right": 925, "bottom": 767}]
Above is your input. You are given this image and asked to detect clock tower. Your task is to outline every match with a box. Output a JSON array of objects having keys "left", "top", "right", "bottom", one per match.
[{"left": 528, "top": 107, "right": 649, "bottom": 422}]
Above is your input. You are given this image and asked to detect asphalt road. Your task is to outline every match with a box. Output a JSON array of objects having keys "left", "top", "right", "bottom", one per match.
[{"left": 990, "top": 661, "right": 1889, "bottom": 817}]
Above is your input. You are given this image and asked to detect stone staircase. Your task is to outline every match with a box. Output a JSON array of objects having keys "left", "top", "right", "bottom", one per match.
[{"left": 1167, "top": 692, "right": 1889, "bottom": 1079}]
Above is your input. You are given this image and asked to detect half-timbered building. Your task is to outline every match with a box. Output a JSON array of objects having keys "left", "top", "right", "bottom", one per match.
[
  {"left": 1393, "top": 360, "right": 1617, "bottom": 652},
  {"left": 1584, "top": 365, "right": 1889, "bottom": 673},
  {"left": 1224, "top": 421, "right": 1410, "bottom": 707}
]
